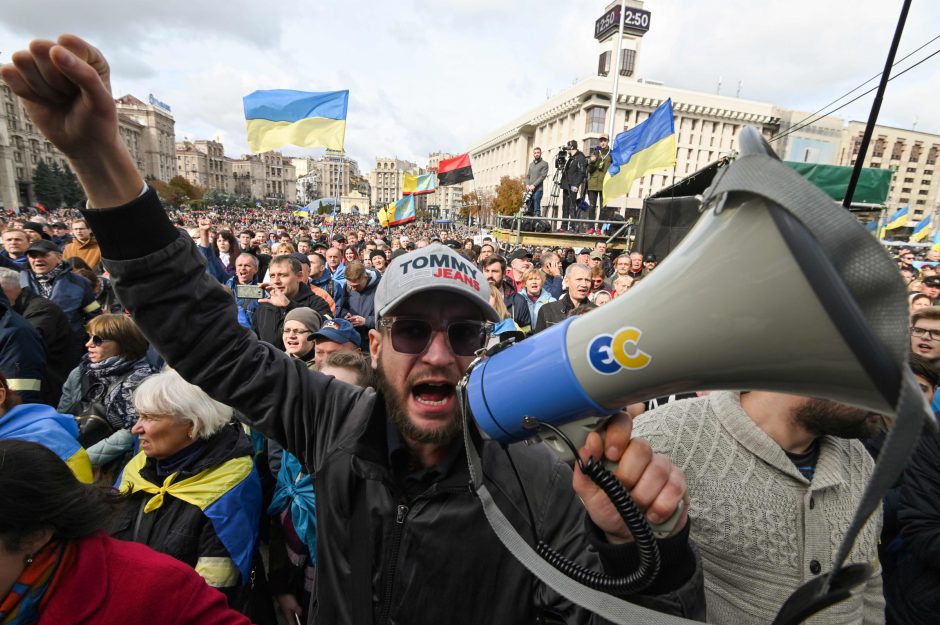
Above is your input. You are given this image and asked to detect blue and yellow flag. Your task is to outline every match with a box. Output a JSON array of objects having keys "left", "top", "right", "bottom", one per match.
[
  {"left": 885, "top": 205, "right": 909, "bottom": 230},
  {"left": 402, "top": 172, "right": 436, "bottom": 196},
  {"left": 0, "top": 404, "right": 92, "bottom": 484},
  {"left": 292, "top": 210, "right": 309, "bottom": 218},
  {"left": 378, "top": 195, "right": 416, "bottom": 228},
  {"left": 243, "top": 89, "right": 348, "bottom": 153},
  {"left": 119, "top": 451, "right": 262, "bottom": 583},
  {"left": 603, "top": 98, "right": 677, "bottom": 201},
  {"left": 910, "top": 215, "right": 931, "bottom": 242}
]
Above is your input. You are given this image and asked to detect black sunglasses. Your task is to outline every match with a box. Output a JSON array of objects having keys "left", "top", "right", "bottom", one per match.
[
  {"left": 86, "top": 334, "right": 110, "bottom": 346},
  {"left": 379, "top": 317, "right": 490, "bottom": 357}
]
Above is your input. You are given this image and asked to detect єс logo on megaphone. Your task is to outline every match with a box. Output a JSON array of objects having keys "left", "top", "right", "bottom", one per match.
[{"left": 587, "top": 327, "right": 652, "bottom": 374}]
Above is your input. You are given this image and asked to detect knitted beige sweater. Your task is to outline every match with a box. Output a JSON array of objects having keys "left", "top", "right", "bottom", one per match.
[{"left": 633, "top": 392, "right": 884, "bottom": 625}]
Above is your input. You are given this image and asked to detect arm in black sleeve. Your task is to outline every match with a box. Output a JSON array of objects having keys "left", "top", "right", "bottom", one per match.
[{"left": 81, "top": 189, "right": 369, "bottom": 472}]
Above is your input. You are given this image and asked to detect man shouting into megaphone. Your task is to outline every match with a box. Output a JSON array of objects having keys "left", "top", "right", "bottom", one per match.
[{"left": 1, "top": 36, "right": 704, "bottom": 623}]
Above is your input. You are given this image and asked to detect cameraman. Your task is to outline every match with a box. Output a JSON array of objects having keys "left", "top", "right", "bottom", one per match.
[
  {"left": 525, "top": 147, "right": 549, "bottom": 217},
  {"left": 560, "top": 140, "right": 587, "bottom": 232},
  {"left": 587, "top": 136, "right": 612, "bottom": 234}
]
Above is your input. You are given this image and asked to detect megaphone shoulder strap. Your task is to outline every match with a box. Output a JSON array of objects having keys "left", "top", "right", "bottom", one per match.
[{"left": 459, "top": 402, "right": 702, "bottom": 625}]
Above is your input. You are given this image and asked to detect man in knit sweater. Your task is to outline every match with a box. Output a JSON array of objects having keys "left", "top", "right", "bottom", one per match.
[{"left": 633, "top": 391, "right": 884, "bottom": 624}]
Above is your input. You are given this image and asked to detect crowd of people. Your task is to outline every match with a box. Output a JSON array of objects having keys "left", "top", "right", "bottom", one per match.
[{"left": 0, "top": 33, "right": 938, "bottom": 625}]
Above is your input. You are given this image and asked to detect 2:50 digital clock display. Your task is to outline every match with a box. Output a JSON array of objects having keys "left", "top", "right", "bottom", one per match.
[{"left": 594, "top": 6, "right": 651, "bottom": 41}]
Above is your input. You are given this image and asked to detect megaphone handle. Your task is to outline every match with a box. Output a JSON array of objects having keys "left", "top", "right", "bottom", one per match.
[{"left": 534, "top": 417, "right": 685, "bottom": 540}]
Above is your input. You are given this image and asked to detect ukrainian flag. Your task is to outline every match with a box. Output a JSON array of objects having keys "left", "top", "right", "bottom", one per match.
[
  {"left": 402, "top": 173, "right": 436, "bottom": 195},
  {"left": 910, "top": 215, "right": 931, "bottom": 242},
  {"left": 243, "top": 89, "right": 348, "bottom": 153},
  {"left": 885, "top": 205, "right": 909, "bottom": 230},
  {"left": 932, "top": 229, "right": 940, "bottom": 252},
  {"left": 378, "top": 195, "right": 416, "bottom": 228},
  {"left": 603, "top": 98, "right": 677, "bottom": 201}
]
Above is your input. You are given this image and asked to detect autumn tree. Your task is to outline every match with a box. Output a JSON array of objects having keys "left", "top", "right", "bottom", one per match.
[{"left": 492, "top": 176, "right": 525, "bottom": 216}]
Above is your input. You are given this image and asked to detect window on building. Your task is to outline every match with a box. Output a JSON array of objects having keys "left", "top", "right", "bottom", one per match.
[
  {"left": 872, "top": 138, "right": 886, "bottom": 158},
  {"left": 904, "top": 177, "right": 915, "bottom": 183},
  {"left": 597, "top": 51, "right": 612, "bottom": 77},
  {"left": 907, "top": 167, "right": 917, "bottom": 173},
  {"left": 900, "top": 198, "right": 909, "bottom": 204},
  {"left": 621, "top": 49, "right": 636, "bottom": 77},
  {"left": 585, "top": 107, "right": 607, "bottom": 134},
  {"left": 928, "top": 146, "right": 939, "bottom": 166},
  {"left": 925, "top": 170, "right": 934, "bottom": 176},
  {"left": 14, "top": 151, "right": 22, "bottom": 163},
  {"left": 917, "top": 200, "right": 927, "bottom": 205},
  {"left": 919, "top": 189, "right": 929, "bottom": 195},
  {"left": 910, "top": 144, "right": 923, "bottom": 162},
  {"left": 891, "top": 140, "right": 904, "bottom": 160},
  {"left": 902, "top": 188, "right": 912, "bottom": 193}
]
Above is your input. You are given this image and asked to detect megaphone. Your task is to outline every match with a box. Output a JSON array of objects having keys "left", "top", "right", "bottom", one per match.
[
  {"left": 460, "top": 127, "right": 930, "bottom": 625},
  {"left": 469, "top": 130, "right": 907, "bottom": 444}
]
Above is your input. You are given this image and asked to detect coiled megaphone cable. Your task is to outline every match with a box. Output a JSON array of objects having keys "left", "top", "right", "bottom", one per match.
[{"left": 522, "top": 418, "right": 661, "bottom": 594}]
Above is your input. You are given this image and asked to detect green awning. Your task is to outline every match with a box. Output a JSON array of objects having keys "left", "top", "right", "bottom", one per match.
[{"left": 785, "top": 162, "right": 892, "bottom": 205}]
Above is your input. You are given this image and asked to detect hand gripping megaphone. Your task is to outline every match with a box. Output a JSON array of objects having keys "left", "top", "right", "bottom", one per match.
[{"left": 461, "top": 127, "right": 933, "bottom": 625}]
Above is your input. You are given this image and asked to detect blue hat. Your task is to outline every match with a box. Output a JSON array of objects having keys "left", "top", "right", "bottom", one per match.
[{"left": 313, "top": 317, "right": 361, "bottom": 346}]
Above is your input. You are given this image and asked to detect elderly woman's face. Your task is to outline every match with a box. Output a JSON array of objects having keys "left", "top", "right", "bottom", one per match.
[{"left": 132, "top": 412, "right": 194, "bottom": 459}]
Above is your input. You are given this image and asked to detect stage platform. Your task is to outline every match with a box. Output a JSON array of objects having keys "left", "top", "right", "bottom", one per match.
[{"left": 489, "top": 228, "right": 631, "bottom": 251}]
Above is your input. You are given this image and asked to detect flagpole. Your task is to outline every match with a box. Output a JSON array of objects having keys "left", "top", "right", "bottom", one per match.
[{"left": 607, "top": 0, "right": 627, "bottom": 143}]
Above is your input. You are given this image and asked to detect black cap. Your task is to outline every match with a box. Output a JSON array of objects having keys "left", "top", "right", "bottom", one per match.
[
  {"left": 370, "top": 249, "right": 387, "bottom": 261},
  {"left": 23, "top": 222, "right": 51, "bottom": 240},
  {"left": 644, "top": 253, "right": 657, "bottom": 262},
  {"left": 291, "top": 252, "right": 311, "bottom": 266},
  {"left": 26, "top": 240, "right": 60, "bottom": 255},
  {"left": 577, "top": 247, "right": 592, "bottom": 255},
  {"left": 924, "top": 276, "right": 940, "bottom": 288},
  {"left": 508, "top": 249, "right": 533, "bottom": 261},
  {"left": 332, "top": 234, "right": 346, "bottom": 242},
  {"left": 599, "top": 136, "right": 609, "bottom": 142},
  {"left": 565, "top": 140, "right": 578, "bottom": 150}
]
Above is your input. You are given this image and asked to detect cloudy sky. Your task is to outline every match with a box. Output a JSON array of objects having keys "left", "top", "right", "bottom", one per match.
[{"left": 2, "top": 0, "right": 938, "bottom": 172}]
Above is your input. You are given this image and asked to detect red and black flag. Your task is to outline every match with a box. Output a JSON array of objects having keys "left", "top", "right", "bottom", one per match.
[{"left": 437, "top": 152, "right": 474, "bottom": 186}]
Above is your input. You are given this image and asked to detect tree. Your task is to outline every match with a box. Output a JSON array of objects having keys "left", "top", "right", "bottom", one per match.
[
  {"left": 32, "top": 160, "right": 62, "bottom": 209},
  {"left": 492, "top": 176, "right": 525, "bottom": 216},
  {"left": 168, "top": 175, "right": 204, "bottom": 202},
  {"left": 60, "top": 166, "right": 86, "bottom": 207}
]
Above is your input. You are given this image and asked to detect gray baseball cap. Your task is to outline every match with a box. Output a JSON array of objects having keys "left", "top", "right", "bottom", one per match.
[{"left": 374, "top": 243, "right": 499, "bottom": 322}]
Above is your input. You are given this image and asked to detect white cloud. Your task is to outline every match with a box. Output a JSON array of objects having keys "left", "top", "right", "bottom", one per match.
[{"left": 2, "top": 0, "right": 938, "bottom": 173}]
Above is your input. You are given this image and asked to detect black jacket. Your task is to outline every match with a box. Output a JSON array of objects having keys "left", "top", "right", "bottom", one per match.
[
  {"left": 561, "top": 151, "right": 588, "bottom": 190},
  {"left": 252, "top": 283, "right": 331, "bottom": 350},
  {"left": 84, "top": 189, "right": 705, "bottom": 625},
  {"left": 0, "top": 294, "right": 46, "bottom": 404},
  {"left": 534, "top": 293, "right": 579, "bottom": 333},
  {"left": 12, "top": 287, "right": 80, "bottom": 406},
  {"left": 336, "top": 271, "right": 380, "bottom": 347},
  {"left": 110, "top": 424, "right": 258, "bottom": 608},
  {"left": 884, "top": 431, "right": 940, "bottom": 624}
]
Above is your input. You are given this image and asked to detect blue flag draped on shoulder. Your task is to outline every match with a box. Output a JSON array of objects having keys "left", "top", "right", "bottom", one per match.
[
  {"left": 602, "top": 98, "right": 677, "bottom": 201},
  {"left": 243, "top": 89, "right": 348, "bottom": 153}
]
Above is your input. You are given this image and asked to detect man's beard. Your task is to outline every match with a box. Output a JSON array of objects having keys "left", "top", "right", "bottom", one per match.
[
  {"left": 792, "top": 398, "right": 882, "bottom": 440},
  {"left": 375, "top": 361, "right": 462, "bottom": 446}
]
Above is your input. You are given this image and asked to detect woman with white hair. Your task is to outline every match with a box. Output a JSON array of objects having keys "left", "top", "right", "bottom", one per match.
[{"left": 109, "top": 369, "right": 264, "bottom": 619}]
